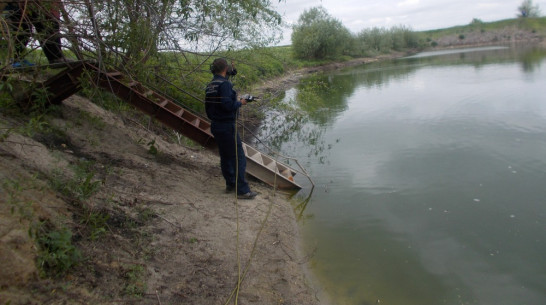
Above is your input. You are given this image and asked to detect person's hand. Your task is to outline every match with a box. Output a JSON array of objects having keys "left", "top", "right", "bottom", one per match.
[{"left": 240, "top": 98, "right": 247, "bottom": 105}]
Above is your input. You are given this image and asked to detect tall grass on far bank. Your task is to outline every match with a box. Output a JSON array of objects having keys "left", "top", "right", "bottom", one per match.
[
  {"left": 422, "top": 17, "right": 546, "bottom": 45},
  {"left": 353, "top": 26, "right": 422, "bottom": 57}
]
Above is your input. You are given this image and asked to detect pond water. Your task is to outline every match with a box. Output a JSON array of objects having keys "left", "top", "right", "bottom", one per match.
[{"left": 255, "top": 46, "right": 546, "bottom": 305}]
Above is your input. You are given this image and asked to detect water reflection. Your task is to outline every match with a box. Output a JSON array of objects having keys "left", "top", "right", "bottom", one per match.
[
  {"left": 259, "top": 46, "right": 546, "bottom": 305},
  {"left": 294, "top": 76, "right": 349, "bottom": 125},
  {"left": 520, "top": 48, "right": 545, "bottom": 72},
  {"left": 258, "top": 46, "right": 546, "bottom": 169}
]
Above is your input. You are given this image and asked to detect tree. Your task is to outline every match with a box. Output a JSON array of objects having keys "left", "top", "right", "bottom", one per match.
[
  {"left": 291, "top": 7, "right": 352, "bottom": 60},
  {"left": 518, "top": 0, "right": 541, "bottom": 18},
  {"left": 61, "top": 0, "right": 282, "bottom": 67}
]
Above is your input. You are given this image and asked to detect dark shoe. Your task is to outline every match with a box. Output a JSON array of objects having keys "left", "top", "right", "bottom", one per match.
[
  {"left": 226, "top": 185, "right": 235, "bottom": 193},
  {"left": 237, "top": 191, "right": 258, "bottom": 200}
]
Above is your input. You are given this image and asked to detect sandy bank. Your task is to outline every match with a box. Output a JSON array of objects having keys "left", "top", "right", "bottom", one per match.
[{"left": 0, "top": 94, "right": 320, "bottom": 304}]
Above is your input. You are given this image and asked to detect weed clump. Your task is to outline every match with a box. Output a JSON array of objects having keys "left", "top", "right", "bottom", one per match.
[
  {"left": 123, "top": 264, "right": 146, "bottom": 297},
  {"left": 50, "top": 160, "right": 102, "bottom": 201},
  {"left": 36, "top": 225, "right": 81, "bottom": 277}
]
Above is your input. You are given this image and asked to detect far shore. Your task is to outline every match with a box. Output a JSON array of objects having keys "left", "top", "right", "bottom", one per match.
[{"left": 252, "top": 37, "right": 545, "bottom": 103}]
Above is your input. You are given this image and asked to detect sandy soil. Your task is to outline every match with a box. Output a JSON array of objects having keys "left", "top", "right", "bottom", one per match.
[{"left": 0, "top": 95, "right": 321, "bottom": 305}]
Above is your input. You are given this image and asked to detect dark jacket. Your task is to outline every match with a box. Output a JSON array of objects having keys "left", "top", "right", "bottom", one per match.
[{"left": 205, "top": 75, "right": 242, "bottom": 122}]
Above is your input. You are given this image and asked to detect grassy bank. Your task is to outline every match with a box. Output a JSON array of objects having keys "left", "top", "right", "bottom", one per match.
[
  {"left": 424, "top": 17, "right": 546, "bottom": 39},
  {"left": 420, "top": 17, "right": 546, "bottom": 48}
]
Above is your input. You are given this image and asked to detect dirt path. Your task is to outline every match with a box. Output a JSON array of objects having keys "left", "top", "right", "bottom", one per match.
[{"left": 0, "top": 95, "right": 320, "bottom": 304}]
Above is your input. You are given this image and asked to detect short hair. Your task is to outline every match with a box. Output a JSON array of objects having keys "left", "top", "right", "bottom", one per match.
[{"left": 210, "top": 58, "right": 228, "bottom": 75}]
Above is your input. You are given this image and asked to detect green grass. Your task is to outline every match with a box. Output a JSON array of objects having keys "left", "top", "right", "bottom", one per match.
[
  {"left": 422, "top": 17, "right": 546, "bottom": 40},
  {"left": 80, "top": 207, "right": 110, "bottom": 241},
  {"left": 123, "top": 264, "right": 146, "bottom": 297},
  {"left": 50, "top": 160, "right": 102, "bottom": 201},
  {"left": 2, "top": 178, "right": 35, "bottom": 220},
  {"left": 36, "top": 225, "right": 81, "bottom": 277},
  {"left": 140, "top": 45, "right": 345, "bottom": 105}
]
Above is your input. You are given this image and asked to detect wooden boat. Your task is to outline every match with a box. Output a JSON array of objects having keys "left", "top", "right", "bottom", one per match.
[{"left": 242, "top": 142, "right": 302, "bottom": 190}]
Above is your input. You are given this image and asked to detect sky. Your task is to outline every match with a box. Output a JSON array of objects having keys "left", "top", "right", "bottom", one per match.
[{"left": 271, "top": 0, "right": 546, "bottom": 45}]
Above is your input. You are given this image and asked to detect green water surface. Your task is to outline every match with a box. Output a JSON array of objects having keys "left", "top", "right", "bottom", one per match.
[{"left": 256, "top": 46, "right": 546, "bottom": 305}]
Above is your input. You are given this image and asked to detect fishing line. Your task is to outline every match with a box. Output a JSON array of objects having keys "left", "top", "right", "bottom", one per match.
[
  {"left": 223, "top": 91, "right": 282, "bottom": 305},
  {"left": 234, "top": 103, "right": 242, "bottom": 305}
]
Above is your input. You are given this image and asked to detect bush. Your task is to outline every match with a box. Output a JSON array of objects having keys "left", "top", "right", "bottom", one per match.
[
  {"left": 291, "top": 7, "right": 352, "bottom": 60},
  {"left": 355, "top": 25, "right": 421, "bottom": 55},
  {"left": 37, "top": 226, "right": 81, "bottom": 277}
]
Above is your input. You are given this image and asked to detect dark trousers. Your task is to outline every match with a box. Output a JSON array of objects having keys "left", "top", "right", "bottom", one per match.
[
  {"left": 211, "top": 121, "right": 250, "bottom": 195},
  {"left": 7, "top": 5, "right": 63, "bottom": 63}
]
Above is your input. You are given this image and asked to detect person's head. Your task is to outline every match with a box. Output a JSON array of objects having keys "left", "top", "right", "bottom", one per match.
[
  {"left": 210, "top": 58, "right": 229, "bottom": 76},
  {"left": 210, "top": 58, "right": 237, "bottom": 77}
]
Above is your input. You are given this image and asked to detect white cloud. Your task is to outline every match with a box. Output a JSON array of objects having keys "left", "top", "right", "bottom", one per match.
[
  {"left": 271, "top": 0, "right": 546, "bottom": 45},
  {"left": 397, "top": 0, "right": 421, "bottom": 7}
]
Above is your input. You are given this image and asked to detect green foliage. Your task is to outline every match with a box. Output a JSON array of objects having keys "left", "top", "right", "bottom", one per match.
[
  {"left": 79, "top": 72, "right": 132, "bottom": 113},
  {"left": 2, "top": 178, "right": 36, "bottom": 220},
  {"left": 147, "top": 140, "right": 158, "bottom": 155},
  {"left": 0, "top": 78, "right": 14, "bottom": 94},
  {"left": 65, "top": 0, "right": 282, "bottom": 75},
  {"left": 123, "top": 264, "right": 146, "bottom": 297},
  {"left": 22, "top": 117, "right": 50, "bottom": 137},
  {"left": 0, "top": 89, "right": 16, "bottom": 121},
  {"left": 50, "top": 160, "right": 102, "bottom": 201},
  {"left": 0, "top": 77, "right": 66, "bottom": 141},
  {"left": 29, "top": 87, "right": 53, "bottom": 114},
  {"left": 518, "top": 0, "right": 541, "bottom": 18},
  {"left": 1, "top": 177, "right": 83, "bottom": 278},
  {"left": 0, "top": 128, "right": 8, "bottom": 143},
  {"left": 75, "top": 111, "right": 106, "bottom": 130},
  {"left": 356, "top": 26, "right": 422, "bottom": 55},
  {"left": 471, "top": 18, "right": 484, "bottom": 26},
  {"left": 80, "top": 208, "right": 110, "bottom": 241},
  {"left": 137, "top": 207, "right": 156, "bottom": 223},
  {"left": 291, "top": 7, "right": 422, "bottom": 60},
  {"left": 36, "top": 226, "right": 81, "bottom": 277},
  {"left": 517, "top": 16, "right": 546, "bottom": 32},
  {"left": 291, "top": 7, "right": 352, "bottom": 60},
  {"left": 124, "top": 45, "right": 313, "bottom": 118},
  {"left": 77, "top": 172, "right": 101, "bottom": 199}
]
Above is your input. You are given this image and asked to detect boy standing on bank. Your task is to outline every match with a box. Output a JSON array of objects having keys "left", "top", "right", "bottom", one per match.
[{"left": 205, "top": 58, "right": 258, "bottom": 200}]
